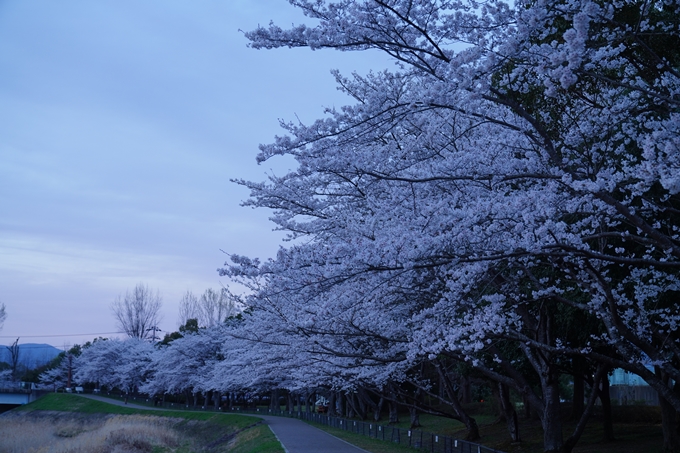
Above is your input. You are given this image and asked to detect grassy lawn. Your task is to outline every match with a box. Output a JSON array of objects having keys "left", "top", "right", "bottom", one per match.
[
  {"left": 18, "top": 393, "right": 256, "bottom": 428},
  {"left": 305, "top": 403, "right": 665, "bottom": 453},
  {"left": 10, "top": 393, "right": 284, "bottom": 453}
]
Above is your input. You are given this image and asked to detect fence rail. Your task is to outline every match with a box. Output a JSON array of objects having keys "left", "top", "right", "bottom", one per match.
[
  {"left": 229, "top": 407, "right": 503, "bottom": 453},
  {"left": 0, "top": 387, "right": 31, "bottom": 394}
]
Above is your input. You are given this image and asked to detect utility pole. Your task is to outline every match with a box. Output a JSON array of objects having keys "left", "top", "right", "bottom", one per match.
[
  {"left": 67, "top": 354, "right": 73, "bottom": 390},
  {"left": 146, "top": 326, "right": 161, "bottom": 342}
]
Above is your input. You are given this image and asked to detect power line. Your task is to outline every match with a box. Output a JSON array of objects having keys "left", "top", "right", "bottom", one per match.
[
  {"left": 0, "top": 332, "right": 125, "bottom": 338},
  {"left": 0, "top": 344, "right": 65, "bottom": 351}
]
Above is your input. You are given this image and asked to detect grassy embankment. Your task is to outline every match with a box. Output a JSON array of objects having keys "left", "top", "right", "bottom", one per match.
[{"left": 3, "top": 393, "right": 283, "bottom": 453}]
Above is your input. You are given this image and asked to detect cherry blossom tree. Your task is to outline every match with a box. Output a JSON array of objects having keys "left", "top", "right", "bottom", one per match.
[
  {"left": 222, "top": 1, "right": 680, "bottom": 452},
  {"left": 39, "top": 355, "right": 72, "bottom": 391},
  {"left": 0, "top": 369, "right": 11, "bottom": 386},
  {"left": 74, "top": 338, "right": 154, "bottom": 394},
  {"left": 141, "top": 325, "right": 226, "bottom": 407},
  {"left": 60, "top": 2, "right": 679, "bottom": 452}
]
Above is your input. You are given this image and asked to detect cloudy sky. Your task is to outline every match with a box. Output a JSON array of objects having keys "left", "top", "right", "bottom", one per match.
[{"left": 0, "top": 1, "right": 389, "bottom": 349}]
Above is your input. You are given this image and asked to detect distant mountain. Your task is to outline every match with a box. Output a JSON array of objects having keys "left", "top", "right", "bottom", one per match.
[{"left": 0, "top": 343, "right": 62, "bottom": 369}]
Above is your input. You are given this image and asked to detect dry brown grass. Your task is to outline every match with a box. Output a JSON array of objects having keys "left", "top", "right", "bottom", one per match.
[{"left": 0, "top": 412, "right": 181, "bottom": 453}]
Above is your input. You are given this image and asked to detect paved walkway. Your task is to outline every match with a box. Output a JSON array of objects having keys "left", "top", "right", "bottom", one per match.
[{"left": 77, "top": 394, "right": 368, "bottom": 453}]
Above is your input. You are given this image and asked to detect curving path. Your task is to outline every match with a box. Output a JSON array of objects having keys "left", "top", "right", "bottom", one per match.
[
  {"left": 255, "top": 414, "right": 370, "bottom": 453},
  {"left": 76, "top": 394, "right": 369, "bottom": 453}
]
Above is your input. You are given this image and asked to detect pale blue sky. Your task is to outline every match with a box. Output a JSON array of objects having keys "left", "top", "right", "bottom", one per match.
[{"left": 0, "top": 0, "right": 389, "bottom": 348}]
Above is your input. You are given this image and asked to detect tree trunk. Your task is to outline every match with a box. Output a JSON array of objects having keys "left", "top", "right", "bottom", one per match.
[
  {"left": 491, "top": 383, "right": 503, "bottom": 422},
  {"left": 563, "top": 363, "right": 608, "bottom": 453},
  {"left": 356, "top": 389, "right": 368, "bottom": 420},
  {"left": 286, "top": 392, "right": 293, "bottom": 412},
  {"left": 270, "top": 389, "right": 279, "bottom": 411},
  {"left": 373, "top": 397, "right": 384, "bottom": 421},
  {"left": 460, "top": 374, "right": 472, "bottom": 404},
  {"left": 409, "top": 406, "right": 421, "bottom": 428},
  {"left": 522, "top": 394, "right": 530, "bottom": 419},
  {"left": 598, "top": 372, "right": 615, "bottom": 442},
  {"left": 658, "top": 368, "right": 680, "bottom": 452},
  {"left": 328, "top": 392, "right": 336, "bottom": 416},
  {"left": 387, "top": 386, "right": 401, "bottom": 424},
  {"left": 306, "top": 392, "right": 313, "bottom": 413},
  {"left": 540, "top": 378, "right": 563, "bottom": 453},
  {"left": 436, "top": 364, "right": 480, "bottom": 440},
  {"left": 439, "top": 373, "right": 446, "bottom": 399},
  {"left": 346, "top": 393, "right": 358, "bottom": 419},
  {"left": 661, "top": 397, "right": 679, "bottom": 453},
  {"left": 336, "top": 392, "right": 344, "bottom": 417},
  {"left": 571, "top": 357, "right": 585, "bottom": 420},
  {"left": 499, "top": 382, "right": 520, "bottom": 442},
  {"left": 409, "top": 388, "right": 423, "bottom": 428},
  {"left": 388, "top": 400, "right": 399, "bottom": 424}
]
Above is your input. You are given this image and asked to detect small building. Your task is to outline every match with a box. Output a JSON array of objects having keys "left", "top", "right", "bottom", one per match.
[{"left": 609, "top": 367, "right": 659, "bottom": 406}]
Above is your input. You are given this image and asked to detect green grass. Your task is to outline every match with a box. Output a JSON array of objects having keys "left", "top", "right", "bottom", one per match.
[
  {"left": 18, "top": 393, "right": 140, "bottom": 414},
  {"left": 390, "top": 412, "right": 498, "bottom": 436},
  {"left": 230, "top": 424, "right": 287, "bottom": 453},
  {"left": 305, "top": 404, "right": 666, "bottom": 453},
  {"left": 19, "top": 393, "right": 254, "bottom": 428}
]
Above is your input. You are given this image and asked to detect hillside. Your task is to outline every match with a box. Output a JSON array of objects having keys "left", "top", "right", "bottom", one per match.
[{"left": 0, "top": 343, "right": 62, "bottom": 369}]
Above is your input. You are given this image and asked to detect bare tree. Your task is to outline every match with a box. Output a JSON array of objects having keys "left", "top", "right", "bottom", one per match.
[
  {"left": 177, "top": 288, "right": 240, "bottom": 328},
  {"left": 0, "top": 302, "right": 6, "bottom": 331},
  {"left": 6, "top": 337, "right": 20, "bottom": 381},
  {"left": 177, "top": 291, "right": 199, "bottom": 327},
  {"left": 198, "top": 288, "right": 238, "bottom": 328},
  {"left": 112, "top": 283, "right": 163, "bottom": 341}
]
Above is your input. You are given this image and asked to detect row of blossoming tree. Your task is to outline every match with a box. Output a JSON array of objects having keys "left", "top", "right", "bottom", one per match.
[{"left": 49, "top": 1, "right": 680, "bottom": 452}]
